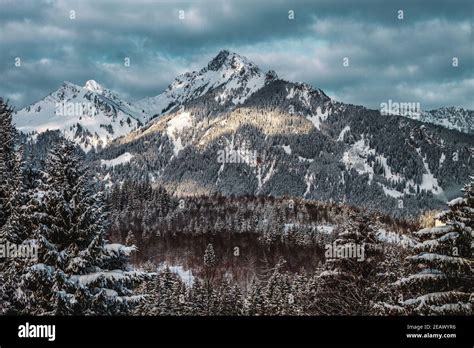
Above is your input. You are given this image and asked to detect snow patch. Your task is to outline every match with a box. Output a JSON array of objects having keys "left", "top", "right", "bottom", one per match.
[
  {"left": 159, "top": 264, "right": 195, "bottom": 287},
  {"left": 281, "top": 144, "right": 292, "bottom": 155},
  {"left": 306, "top": 106, "right": 329, "bottom": 130},
  {"left": 341, "top": 138, "right": 375, "bottom": 176},
  {"left": 376, "top": 229, "right": 415, "bottom": 247},
  {"left": 101, "top": 152, "right": 134, "bottom": 168},
  {"left": 337, "top": 126, "right": 350, "bottom": 141},
  {"left": 166, "top": 112, "right": 191, "bottom": 156}
]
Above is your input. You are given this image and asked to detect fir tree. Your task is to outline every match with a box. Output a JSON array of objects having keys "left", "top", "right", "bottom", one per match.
[
  {"left": 315, "top": 211, "right": 384, "bottom": 315},
  {"left": 0, "top": 98, "right": 19, "bottom": 229},
  {"left": 389, "top": 178, "right": 473, "bottom": 315},
  {"left": 4, "top": 140, "right": 146, "bottom": 315}
]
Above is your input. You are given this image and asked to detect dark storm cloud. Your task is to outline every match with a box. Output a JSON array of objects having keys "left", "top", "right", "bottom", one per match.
[{"left": 0, "top": 0, "right": 472, "bottom": 110}]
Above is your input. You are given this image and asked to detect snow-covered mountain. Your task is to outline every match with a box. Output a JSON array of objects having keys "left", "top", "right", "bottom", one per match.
[
  {"left": 135, "top": 50, "right": 278, "bottom": 117},
  {"left": 12, "top": 50, "right": 473, "bottom": 216},
  {"left": 92, "top": 52, "right": 473, "bottom": 218},
  {"left": 14, "top": 80, "right": 148, "bottom": 151},
  {"left": 402, "top": 107, "right": 473, "bottom": 134}
]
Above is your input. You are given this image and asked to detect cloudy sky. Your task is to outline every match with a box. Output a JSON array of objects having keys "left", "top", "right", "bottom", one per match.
[{"left": 1, "top": 0, "right": 472, "bottom": 110}]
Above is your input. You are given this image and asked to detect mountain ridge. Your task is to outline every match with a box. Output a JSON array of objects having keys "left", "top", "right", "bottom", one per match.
[
  {"left": 11, "top": 50, "right": 473, "bottom": 217},
  {"left": 13, "top": 80, "right": 147, "bottom": 151}
]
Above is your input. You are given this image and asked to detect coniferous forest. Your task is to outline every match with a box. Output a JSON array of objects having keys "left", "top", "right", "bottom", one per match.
[
  {"left": 1, "top": 98, "right": 472, "bottom": 316},
  {"left": 2, "top": 1, "right": 474, "bottom": 345}
]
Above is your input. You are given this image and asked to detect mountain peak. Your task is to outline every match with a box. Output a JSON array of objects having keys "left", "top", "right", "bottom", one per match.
[
  {"left": 207, "top": 50, "right": 232, "bottom": 71},
  {"left": 84, "top": 79, "right": 104, "bottom": 93},
  {"left": 14, "top": 79, "right": 146, "bottom": 152},
  {"left": 61, "top": 81, "right": 80, "bottom": 89},
  {"left": 265, "top": 70, "right": 278, "bottom": 84},
  {"left": 205, "top": 50, "right": 257, "bottom": 74}
]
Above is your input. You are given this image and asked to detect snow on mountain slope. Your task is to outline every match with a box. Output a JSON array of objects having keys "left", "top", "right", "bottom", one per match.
[
  {"left": 100, "top": 152, "right": 135, "bottom": 168},
  {"left": 166, "top": 111, "right": 192, "bottom": 156},
  {"left": 14, "top": 80, "right": 148, "bottom": 151},
  {"left": 92, "top": 51, "right": 473, "bottom": 218},
  {"left": 403, "top": 107, "right": 473, "bottom": 134},
  {"left": 135, "top": 50, "right": 278, "bottom": 117}
]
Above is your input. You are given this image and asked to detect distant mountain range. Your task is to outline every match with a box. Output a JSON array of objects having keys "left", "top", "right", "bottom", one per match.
[{"left": 13, "top": 50, "right": 474, "bottom": 216}]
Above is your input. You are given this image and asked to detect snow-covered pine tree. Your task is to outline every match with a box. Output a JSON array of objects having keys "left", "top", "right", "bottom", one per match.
[
  {"left": 216, "top": 278, "right": 243, "bottom": 315},
  {"left": 245, "top": 278, "right": 266, "bottom": 315},
  {"left": 314, "top": 210, "right": 384, "bottom": 315},
  {"left": 263, "top": 262, "right": 292, "bottom": 315},
  {"left": 0, "top": 98, "right": 19, "bottom": 229},
  {"left": 203, "top": 243, "right": 217, "bottom": 288},
  {"left": 0, "top": 151, "right": 41, "bottom": 311},
  {"left": 201, "top": 243, "right": 219, "bottom": 314},
  {"left": 156, "top": 267, "right": 180, "bottom": 315},
  {"left": 125, "top": 230, "right": 137, "bottom": 246},
  {"left": 391, "top": 178, "right": 473, "bottom": 315},
  {"left": 7, "top": 140, "right": 146, "bottom": 315},
  {"left": 0, "top": 99, "right": 35, "bottom": 314}
]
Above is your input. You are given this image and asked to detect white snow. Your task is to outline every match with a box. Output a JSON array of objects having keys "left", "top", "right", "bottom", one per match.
[
  {"left": 281, "top": 144, "right": 292, "bottom": 155},
  {"left": 376, "top": 154, "right": 402, "bottom": 183},
  {"left": 396, "top": 270, "right": 446, "bottom": 286},
  {"left": 341, "top": 138, "right": 375, "bottom": 177},
  {"left": 303, "top": 172, "right": 315, "bottom": 197},
  {"left": 105, "top": 243, "right": 137, "bottom": 256},
  {"left": 341, "top": 141, "right": 444, "bottom": 197},
  {"left": 14, "top": 81, "right": 146, "bottom": 151},
  {"left": 101, "top": 152, "right": 134, "bottom": 168},
  {"left": 298, "top": 156, "right": 314, "bottom": 163},
  {"left": 166, "top": 112, "right": 191, "bottom": 156},
  {"left": 418, "top": 151, "right": 444, "bottom": 195},
  {"left": 376, "top": 228, "right": 416, "bottom": 247},
  {"left": 448, "top": 197, "right": 465, "bottom": 207},
  {"left": 73, "top": 270, "right": 130, "bottom": 286},
  {"left": 29, "top": 263, "right": 54, "bottom": 275},
  {"left": 337, "top": 126, "right": 350, "bottom": 141},
  {"left": 283, "top": 223, "right": 334, "bottom": 234},
  {"left": 138, "top": 51, "right": 270, "bottom": 116},
  {"left": 286, "top": 85, "right": 313, "bottom": 108},
  {"left": 439, "top": 153, "right": 446, "bottom": 166},
  {"left": 317, "top": 225, "right": 335, "bottom": 234},
  {"left": 414, "top": 225, "right": 454, "bottom": 237},
  {"left": 380, "top": 184, "right": 404, "bottom": 198},
  {"left": 159, "top": 264, "right": 195, "bottom": 286},
  {"left": 256, "top": 159, "right": 276, "bottom": 191},
  {"left": 408, "top": 253, "right": 470, "bottom": 265},
  {"left": 306, "top": 106, "right": 329, "bottom": 130},
  {"left": 84, "top": 79, "right": 103, "bottom": 93}
]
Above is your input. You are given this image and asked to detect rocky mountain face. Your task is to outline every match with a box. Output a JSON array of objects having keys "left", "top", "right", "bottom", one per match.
[
  {"left": 13, "top": 80, "right": 147, "bottom": 151},
  {"left": 14, "top": 51, "right": 474, "bottom": 216},
  {"left": 134, "top": 50, "right": 278, "bottom": 118}
]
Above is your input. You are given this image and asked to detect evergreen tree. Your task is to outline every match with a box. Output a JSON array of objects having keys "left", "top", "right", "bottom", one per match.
[
  {"left": 0, "top": 98, "right": 19, "bottom": 229},
  {"left": 315, "top": 211, "right": 384, "bottom": 315},
  {"left": 389, "top": 178, "right": 473, "bottom": 315},
  {"left": 0, "top": 99, "right": 34, "bottom": 313},
  {"left": 4, "top": 140, "right": 146, "bottom": 315},
  {"left": 203, "top": 243, "right": 217, "bottom": 288},
  {"left": 245, "top": 278, "right": 266, "bottom": 315}
]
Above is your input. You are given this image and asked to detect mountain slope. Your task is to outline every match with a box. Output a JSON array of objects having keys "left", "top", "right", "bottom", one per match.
[
  {"left": 402, "top": 107, "right": 473, "bottom": 134},
  {"left": 96, "top": 74, "right": 473, "bottom": 217},
  {"left": 14, "top": 80, "right": 148, "bottom": 151},
  {"left": 135, "top": 50, "right": 278, "bottom": 118},
  {"left": 13, "top": 50, "right": 473, "bottom": 217}
]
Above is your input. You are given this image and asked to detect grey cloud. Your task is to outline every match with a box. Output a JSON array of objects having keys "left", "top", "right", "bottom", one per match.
[{"left": 0, "top": 0, "right": 472, "bottom": 110}]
